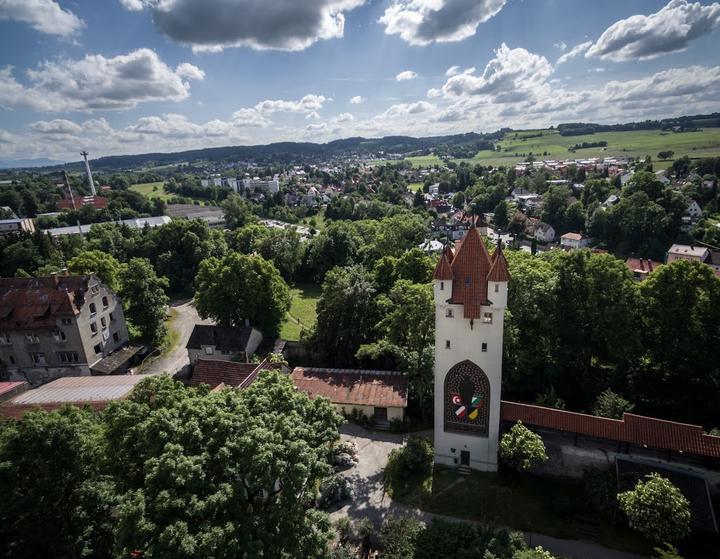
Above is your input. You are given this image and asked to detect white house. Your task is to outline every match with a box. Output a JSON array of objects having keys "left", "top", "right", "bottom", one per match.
[
  {"left": 686, "top": 200, "right": 702, "bottom": 219},
  {"left": 432, "top": 228, "right": 509, "bottom": 472},
  {"left": 242, "top": 176, "right": 280, "bottom": 194},
  {"left": 534, "top": 222, "right": 556, "bottom": 244},
  {"left": 560, "top": 232, "right": 590, "bottom": 250},
  {"left": 667, "top": 244, "right": 710, "bottom": 264},
  {"left": 429, "top": 183, "right": 440, "bottom": 197}
]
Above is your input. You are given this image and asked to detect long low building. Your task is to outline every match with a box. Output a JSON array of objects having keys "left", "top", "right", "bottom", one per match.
[{"left": 41, "top": 216, "right": 171, "bottom": 237}]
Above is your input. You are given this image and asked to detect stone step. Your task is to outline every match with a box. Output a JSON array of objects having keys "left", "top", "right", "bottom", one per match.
[{"left": 458, "top": 465, "right": 472, "bottom": 476}]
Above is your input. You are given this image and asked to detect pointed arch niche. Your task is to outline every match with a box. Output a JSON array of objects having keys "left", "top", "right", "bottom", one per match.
[{"left": 443, "top": 360, "right": 490, "bottom": 436}]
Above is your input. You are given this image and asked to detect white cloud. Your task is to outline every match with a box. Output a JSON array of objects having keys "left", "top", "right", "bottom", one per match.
[
  {"left": 334, "top": 112, "right": 355, "bottom": 122},
  {"left": 446, "top": 65, "right": 461, "bottom": 76},
  {"left": 554, "top": 41, "right": 568, "bottom": 51},
  {"left": 0, "top": 49, "right": 201, "bottom": 112},
  {"left": 231, "top": 108, "right": 270, "bottom": 127},
  {"left": 175, "top": 62, "right": 205, "bottom": 81},
  {"left": 396, "top": 70, "right": 419, "bottom": 81},
  {"left": 29, "top": 119, "right": 83, "bottom": 135},
  {"left": 122, "top": 0, "right": 365, "bottom": 52},
  {"left": 586, "top": 0, "right": 720, "bottom": 61},
  {"left": 382, "top": 101, "right": 433, "bottom": 116},
  {"left": 0, "top": 0, "right": 84, "bottom": 36},
  {"left": 349, "top": 95, "right": 366, "bottom": 104},
  {"left": 254, "top": 94, "right": 328, "bottom": 114},
  {"left": 380, "top": 0, "right": 506, "bottom": 45},
  {"left": 556, "top": 41, "right": 592, "bottom": 65},
  {"left": 602, "top": 65, "right": 720, "bottom": 102}
]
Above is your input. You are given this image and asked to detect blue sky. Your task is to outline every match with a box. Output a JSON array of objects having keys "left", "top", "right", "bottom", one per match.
[{"left": 1, "top": 0, "right": 719, "bottom": 161}]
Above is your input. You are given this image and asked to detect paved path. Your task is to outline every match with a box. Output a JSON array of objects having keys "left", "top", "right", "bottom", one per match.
[
  {"left": 332, "top": 425, "right": 647, "bottom": 559},
  {"left": 139, "top": 299, "right": 213, "bottom": 377}
]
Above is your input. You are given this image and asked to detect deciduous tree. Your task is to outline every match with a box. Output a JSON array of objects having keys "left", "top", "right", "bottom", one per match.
[{"left": 119, "top": 257, "right": 169, "bottom": 345}]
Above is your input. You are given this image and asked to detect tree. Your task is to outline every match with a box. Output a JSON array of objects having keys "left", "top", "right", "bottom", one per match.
[
  {"left": 195, "top": 253, "right": 291, "bottom": 338},
  {"left": 68, "top": 250, "right": 123, "bottom": 292},
  {"left": 380, "top": 515, "right": 423, "bottom": 559},
  {"left": 311, "top": 265, "right": 380, "bottom": 367},
  {"left": 253, "top": 226, "right": 304, "bottom": 281},
  {"left": 499, "top": 421, "right": 548, "bottom": 472},
  {"left": 221, "top": 193, "right": 256, "bottom": 229},
  {"left": 618, "top": 473, "right": 690, "bottom": 543},
  {"left": 493, "top": 200, "right": 509, "bottom": 229},
  {"left": 540, "top": 185, "right": 569, "bottom": 230},
  {"left": 0, "top": 407, "right": 115, "bottom": 559},
  {"left": 394, "top": 248, "right": 434, "bottom": 284},
  {"left": 561, "top": 201, "right": 586, "bottom": 233},
  {"left": 657, "top": 151, "right": 675, "bottom": 161},
  {"left": 357, "top": 281, "right": 434, "bottom": 415},
  {"left": 105, "top": 373, "right": 342, "bottom": 558},
  {"left": 119, "top": 257, "right": 169, "bottom": 345},
  {"left": 592, "top": 388, "right": 634, "bottom": 419}
]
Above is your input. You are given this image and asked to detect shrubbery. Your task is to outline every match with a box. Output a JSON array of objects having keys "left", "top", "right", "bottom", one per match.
[{"left": 499, "top": 421, "right": 548, "bottom": 473}]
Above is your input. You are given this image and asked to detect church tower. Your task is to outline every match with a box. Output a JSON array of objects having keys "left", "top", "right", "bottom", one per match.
[{"left": 432, "top": 227, "right": 510, "bottom": 472}]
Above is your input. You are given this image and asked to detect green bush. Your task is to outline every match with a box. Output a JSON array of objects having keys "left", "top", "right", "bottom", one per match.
[
  {"left": 328, "top": 544, "right": 356, "bottom": 559},
  {"left": 583, "top": 468, "right": 618, "bottom": 519},
  {"left": 317, "top": 475, "right": 353, "bottom": 509},
  {"left": 499, "top": 421, "right": 548, "bottom": 473},
  {"left": 380, "top": 515, "right": 423, "bottom": 559},
  {"left": 618, "top": 473, "right": 691, "bottom": 543},
  {"left": 414, "top": 519, "right": 486, "bottom": 559}
]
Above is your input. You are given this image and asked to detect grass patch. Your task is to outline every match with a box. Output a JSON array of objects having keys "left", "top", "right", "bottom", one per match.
[
  {"left": 280, "top": 283, "right": 321, "bottom": 341},
  {"left": 392, "top": 466, "right": 650, "bottom": 555},
  {"left": 159, "top": 308, "right": 180, "bottom": 355},
  {"left": 130, "top": 181, "right": 171, "bottom": 201},
  {"left": 299, "top": 207, "right": 327, "bottom": 231},
  {"left": 407, "top": 182, "right": 424, "bottom": 192}
]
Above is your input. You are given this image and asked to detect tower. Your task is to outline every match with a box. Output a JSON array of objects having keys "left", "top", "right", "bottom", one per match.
[
  {"left": 432, "top": 227, "right": 510, "bottom": 472},
  {"left": 80, "top": 150, "right": 97, "bottom": 196}
]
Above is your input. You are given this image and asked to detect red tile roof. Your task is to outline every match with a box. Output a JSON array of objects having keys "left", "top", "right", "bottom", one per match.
[
  {"left": 292, "top": 367, "right": 408, "bottom": 408},
  {"left": 190, "top": 359, "right": 258, "bottom": 388},
  {"left": 0, "top": 275, "right": 89, "bottom": 331},
  {"left": 625, "top": 257, "right": 662, "bottom": 275},
  {"left": 449, "top": 227, "right": 493, "bottom": 319},
  {"left": 432, "top": 247, "right": 454, "bottom": 280},
  {"left": 501, "top": 401, "right": 720, "bottom": 459},
  {"left": 0, "top": 381, "right": 28, "bottom": 402},
  {"left": 488, "top": 244, "right": 511, "bottom": 283}
]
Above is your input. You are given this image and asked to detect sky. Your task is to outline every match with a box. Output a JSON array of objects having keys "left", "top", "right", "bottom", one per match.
[{"left": 0, "top": 0, "right": 719, "bottom": 162}]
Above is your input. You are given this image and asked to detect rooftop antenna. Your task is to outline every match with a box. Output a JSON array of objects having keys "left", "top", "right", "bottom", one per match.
[{"left": 80, "top": 150, "right": 96, "bottom": 196}]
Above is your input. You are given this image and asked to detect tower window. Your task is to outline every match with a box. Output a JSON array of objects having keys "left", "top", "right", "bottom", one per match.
[
  {"left": 494, "top": 284, "right": 499, "bottom": 293},
  {"left": 440, "top": 281, "right": 444, "bottom": 291},
  {"left": 445, "top": 340, "right": 451, "bottom": 349},
  {"left": 482, "top": 343, "right": 487, "bottom": 352},
  {"left": 483, "top": 312, "right": 493, "bottom": 324},
  {"left": 445, "top": 308, "right": 453, "bottom": 318}
]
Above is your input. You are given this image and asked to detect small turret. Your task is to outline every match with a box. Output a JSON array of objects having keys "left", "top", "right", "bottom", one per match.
[{"left": 487, "top": 242, "right": 510, "bottom": 308}]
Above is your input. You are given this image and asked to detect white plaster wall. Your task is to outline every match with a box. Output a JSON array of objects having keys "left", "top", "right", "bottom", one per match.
[{"left": 433, "top": 278, "right": 507, "bottom": 471}]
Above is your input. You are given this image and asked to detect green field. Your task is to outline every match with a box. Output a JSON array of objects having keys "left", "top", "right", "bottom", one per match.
[
  {"left": 130, "top": 181, "right": 171, "bottom": 201},
  {"left": 370, "top": 155, "right": 444, "bottom": 168},
  {"left": 456, "top": 127, "right": 720, "bottom": 169},
  {"left": 407, "top": 182, "right": 424, "bottom": 192},
  {"left": 299, "top": 207, "right": 327, "bottom": 231},
  {"left": 280, "top": 283, "right": 321, "bottom": 341}
]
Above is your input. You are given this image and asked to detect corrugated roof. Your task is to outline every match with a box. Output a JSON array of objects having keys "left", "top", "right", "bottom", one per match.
[
  {"left": 0, "top": 381, "right": 28, "bottom": 402},
  {"left": 292, "top": 367, "right": 408, "bottom": 408},
  {"left": 9, "top": 375, "right": 144, "bottom": 405},
  {"left": 501, "top": 401, "right": 720, "bottom": 459}
]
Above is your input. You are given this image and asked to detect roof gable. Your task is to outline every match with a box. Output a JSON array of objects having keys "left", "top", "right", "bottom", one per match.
[{"left": 450, "top": 228, "right": 493, "bottom": 319}]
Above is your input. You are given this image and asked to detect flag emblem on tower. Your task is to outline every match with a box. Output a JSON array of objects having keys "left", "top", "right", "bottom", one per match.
[{"left": 451, "top": 393, "right": 483, "bottom": 422}]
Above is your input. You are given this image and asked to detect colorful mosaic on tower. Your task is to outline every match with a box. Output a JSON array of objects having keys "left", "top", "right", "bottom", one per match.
[{"left": 444, "top": 360, "right": 490, "bottom": 436}]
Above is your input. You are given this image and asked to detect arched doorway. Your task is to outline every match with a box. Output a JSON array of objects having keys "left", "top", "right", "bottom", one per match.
[{"left": 443, "top": 360, "right": 490, "bottom": 436}]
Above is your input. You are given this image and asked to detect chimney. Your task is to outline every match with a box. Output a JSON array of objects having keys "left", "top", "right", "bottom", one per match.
[{"left": 50, "top": 271, "right": 59, "bottom": 285}]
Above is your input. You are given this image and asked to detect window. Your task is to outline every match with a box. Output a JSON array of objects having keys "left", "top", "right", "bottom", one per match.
[
  {"left": 90, "top": 322, "right": 98, "bottom": 335},
  {"left": 204, "top": 346, "right": 214, "bottom": 355},
  {"left": 32, "top": 353, "right": 46, "bottom": 365},
  {"left": 8, "top": 355, "right": 15, "bottom": 365},
  {"left": 61, "top": 318, "right": 72, "bottom": 325},
  {"left": 445, "top": 308, "right": 453, "bottom": 318},
  {"left": 102, "top": 296, "right": 109, "bottom": 308},
  {"left": 53, "top": 330, "right": 66, "bottom": 342},
  {"left": 25, "top": 333, "right": 39, "bottom": 343},
  {"left": 93, "top": 344, "right": 102, "bottom": 355},
  {"left": 113, "top": 332, "right": 120, "bottom": 342},
  {"left": 89, "top": 303, "right": 97, "bottom": 315},
  {"left": 0, "top": 333, "right": 10, "bottom": 344},
  {"left": 109, "top": 312, "right": 115, "bottom": 322},
  {"left": 445, "top": 340, "right": 451, "bottom": 349},
  {"left": 483, "top": 312, "right": 493, "bottom": 324},
  {"left": 91, "top": 284, "right": 99, "bottom": 295},
  {"left": 482, "top": 343, "right": 487, "bottom": 352},
  {"left": 494, "top": 284, "right": 499, "bottom": 293},
  {"left": 58, "top": 351, "right": 79, "bottom": 363},
  {"left": 440, "top": 281, "right": 444, "bottom": 291},
  {"left": 101, "top": 317, "right": 107, "bottom": 328}
]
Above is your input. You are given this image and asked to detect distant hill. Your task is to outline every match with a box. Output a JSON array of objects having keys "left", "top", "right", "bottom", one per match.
[{"left": 0, "top": 158, "right": 65, "bottom": 169}]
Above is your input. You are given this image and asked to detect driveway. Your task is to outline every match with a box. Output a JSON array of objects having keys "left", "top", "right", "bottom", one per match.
[
  {"left": 139, "top": 299, "right": 213, "bottom": 377},
  {"left": 333, "top": 425, "right": 647, "bottom": 559}
]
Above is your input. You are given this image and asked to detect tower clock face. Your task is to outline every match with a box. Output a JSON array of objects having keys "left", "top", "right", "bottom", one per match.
[{"left": 444, "top": 360, "right": 490, "bottom": 436}]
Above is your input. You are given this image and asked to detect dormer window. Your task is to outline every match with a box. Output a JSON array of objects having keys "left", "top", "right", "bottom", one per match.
[{"left": 483, "top": 312, "right": 493, "bottom": 324}]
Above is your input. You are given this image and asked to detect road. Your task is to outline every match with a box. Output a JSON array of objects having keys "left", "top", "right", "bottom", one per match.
[
  {"left": 139, "top": 299, "right": 213, "bottom": 377},
  {"left": 332, "top": 425, "right": 647, "bottom": 559}
]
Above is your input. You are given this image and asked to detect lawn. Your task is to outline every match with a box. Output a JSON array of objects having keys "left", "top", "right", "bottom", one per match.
[
  {"left": 454, "top": 127, "right": 720, "bottom": 168},
  {"left": 280, "top": 283, "right": 321, "bottom": 341},
  {"left": 299, "top": 207, "right": 327, "bottom": 231},
  {"left": 407, "top": 182, "right": 424, "bottom": 192},
  {"left": 130, "top": 181, "right": 171, "bottom": 201},
  {"left": 390, "top": 466, "right": 650, "bottom": 556}
]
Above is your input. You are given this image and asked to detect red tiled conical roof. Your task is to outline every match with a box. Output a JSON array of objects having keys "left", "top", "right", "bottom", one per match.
[
  {"left": 488, "top": 243, "right": 510, "bottom": 283},
  {"left": 432, "top": 246, "right": 455, "bottom": 280},
  {"left": 450, "top": 228, "right": 493, "bottom": 318}
]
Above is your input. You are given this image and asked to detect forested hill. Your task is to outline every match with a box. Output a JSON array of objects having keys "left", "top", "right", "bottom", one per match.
[{"left": 33, "top": 132, "right": 499, "bottom": 172}]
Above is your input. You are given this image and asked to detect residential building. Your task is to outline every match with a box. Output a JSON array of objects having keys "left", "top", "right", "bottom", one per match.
[
  {"left": 0, "top": 218, "right": 35, "bottom": 236},
  {"left": 687, "top": 200, "right": 702, "bottom": 219},
  {"left": 428, "top": 183, "right": 440, "bottom": 197},
  {"left": 560, "top": 232, "right": 590, "bottom": 250},
  {"left": 291, "top": 367, "right": 408, "bottom": 427},
  {"left": 534, "top": 222, "right": 556, "bottom": 244},
  {"left": 625, "top": 257, "right": 662, "bottom": 281},
  {"left": 242, "top": 176, "right": 280, "bottom": 194},
  {"left": 0, "top": 375, "right": 144, "bottom": 419},
  {"left": 0, "top": 274, "right": 129, "bottom": 386},
  {"left": 667, "top": 244, "right": 710, "bottom": 264},
  {"left": 186, "top": 324, "right": 263, "bottom": 364}
]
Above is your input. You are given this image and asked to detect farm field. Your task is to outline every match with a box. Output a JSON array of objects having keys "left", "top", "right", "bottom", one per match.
[
  {"left": 455, "top": 127, "right": 720, "bottom": 169},
  {"left": 129, "top": 181, "right": 171, "bottom": 201},
  {"left": 280, "top": 283, "right": 321, "bottom": 341}
]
